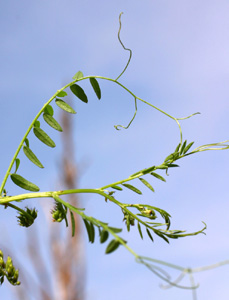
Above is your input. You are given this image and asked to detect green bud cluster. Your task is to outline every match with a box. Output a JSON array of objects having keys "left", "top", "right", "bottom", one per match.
[
  {"left": 0, "top": 250, "right": 20, "bottom": 286},
  {"left": 17, "top": 207, "right": 37, "bottom": 227},
  {"left": 52, "top": 209, "right": 66, "bottom": 222},
  {"left": 140, "top": 209, "right": 157, "bottom": 220},
  {"left": 123, "top": 211, "right": 135, "bottom": 232},
  {"left": 51, "top": 201, "right": 67, "bottom": 222}
]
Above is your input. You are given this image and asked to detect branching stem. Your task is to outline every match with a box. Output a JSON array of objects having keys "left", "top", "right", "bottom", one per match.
[{"left": 0, "top": 74, "right": 195, "bottom": 195}]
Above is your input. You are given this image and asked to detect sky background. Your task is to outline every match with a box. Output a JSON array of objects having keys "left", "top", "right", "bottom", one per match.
[{"left": 0, "top": 1, "right": 229, "bottom": 299}]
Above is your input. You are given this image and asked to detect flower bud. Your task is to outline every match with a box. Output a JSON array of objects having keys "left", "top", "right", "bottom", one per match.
[
  {"left": 7, "top": 265, "right": 15, "bottom": 277},
  {"left": 5, "top": 257, "right": 12, "bottom": 269},
  {"left": 0, "top": 257, "right": 4, "bottom": 268},
  {"left": 13, "top": 269, "right": 19, "bottom": 282}
]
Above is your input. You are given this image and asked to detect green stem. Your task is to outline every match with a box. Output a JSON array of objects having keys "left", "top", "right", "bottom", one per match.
[
  {"left": 100, "top": 175, "right": 140, "bottom": 190},
  {"left": 52, "top": 192, "right": 138, "bottom": 257},
  {"left": 115, "top": 12, "right": 132, "bottom": 81},
  {"left": 0, "top": 188, "right": 159, "bottom": 236},
  {"left": 0, "top": 78, "right": 81, "bottom": 195},
  {"left": 0, "top": 187, "right": 210, "bottom": 289},
  {"left": 87, "top": 75, "right": 184, "bottom": 145},
  {"left": 0, "top": 74, "right": 187, "bottom": 195}
]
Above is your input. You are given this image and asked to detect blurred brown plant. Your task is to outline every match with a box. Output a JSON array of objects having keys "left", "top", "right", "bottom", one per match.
[{"left": 11, "top": 98, "right": 85, "bottom": 300}]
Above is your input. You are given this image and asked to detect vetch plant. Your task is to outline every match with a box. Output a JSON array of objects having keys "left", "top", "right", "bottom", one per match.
[{"left": 0, "top": 13, "right": 228, "bottom": 297}]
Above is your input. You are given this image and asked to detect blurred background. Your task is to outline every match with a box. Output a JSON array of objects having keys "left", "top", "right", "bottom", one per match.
[{"left": 0, "top": 1, "right": 229, "bottom": 299}]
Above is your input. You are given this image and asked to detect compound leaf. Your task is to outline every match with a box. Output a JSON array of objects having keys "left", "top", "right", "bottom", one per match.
[
  {"left": 11, "top": 174, "right": 40, "bottom": 192},
  {"left": 23, "top": 146, "right": 44, "bottom": 168},
  {"left": 122, "top": 183, "right": 142, "bottom": 195},
  {"left": 70, "top": 84, "right": 88, "bottom": 103},
  {"left": 33, "top": 127, "right": 56, "bottom": 148},
  {"left": 89, "top": 78, "right": 101, "bottom": 100},
  {"left": 43, "top": 113, "right": 63, "bottom": 132},
  {"left": 55, "top": 99, "right": 76, "bottom": 114}
]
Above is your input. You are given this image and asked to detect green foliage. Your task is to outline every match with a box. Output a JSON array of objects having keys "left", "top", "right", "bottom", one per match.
[
  {"left": 100, "top": 229, "right": 109, "bottom": 243},
  {"left": 43, "top": 113, "right": 63, "bottom": 132},
  {"left": 55, "top": 98, "right": 76, "bottom": 114},
  {"left": 10, "top": 174, "right": 40, "bottom": 192},
  {"left": 150, "top": 172, "right": 166, "bottom": 182},
  {"left": 70, "top": 211, "right": 76, "bottom": 237},
  {"left": 122, "top": 183, "right": 142, "bottom": 194},
  {"left": 83, "top": 219, "right": 95, "bottom": 243},
  {"left": 72, "top": 71, "right": 84, "bottom": 80},
  {"left": 44, "top": 104, "right": 54, "bottom": 116},
  {"left": 0, "top": 12, "right": 228, "bottom": 295},
  {"left": 139, "top": 178, "right": 155, "bottom": 192},
  {"left": 105, "top": 240, "right": 121, "bottom": 254},
  {"left": 70, "top": 84, "right": 88, "bottom": 103},
  {"left": 15, "top": 159, "right": 20, "bottom": 173},
  {"left": 33, "top": 127, "right": 56, "bottom": 148},
  {"left": 24, "top": 138, "right": 29, "bottom": 147},
  {"left": 56, "top": 91, "right": 67, "bottom": 97},
  {"left": 89, "top": 78, "right": 101, "bottom": 100},
  {"left": 23, "top": 146, "right": 44, "bottom": 168}
]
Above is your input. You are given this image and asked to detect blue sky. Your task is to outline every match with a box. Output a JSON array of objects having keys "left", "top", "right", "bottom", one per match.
[{"left": 1, "top": 1, "right": 229, "bottom": 299}]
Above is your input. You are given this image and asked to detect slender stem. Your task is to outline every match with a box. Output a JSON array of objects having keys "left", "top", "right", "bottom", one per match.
[
  {"left": 52, "top": 192, "right": 138, "bottom": 257},
  {"left": 0, "top": 189, "right": 103, "bottom": 204},
  {"left": 100, "top": 174, "right": 139, "bottom": 190},
  {"left": 0, "top": 186, "right": 217, "bottom": 290},
  {"left": 191, "top": 260, "right": 229, "bottom": 273},
  {"left": 0, "top": 78, "right": 81, "bottom": 195},
  {"left": 90, "top": 76, "right": 178, "bottom": 120},
  {"left": 115, "top": 12, "right": 132, "bottom": 81},
  {"left": 0, "top": 186, "right": 205, "bottom": 238},
  {"left": 189, "top": 272, "right": 198, "bottom": 300},
  {"left": 0, "top": 187, "right": 146, "bottom": 233},
  {"left": 0, "top": 74, "right": 188, "bottom": 195},
  {"left": 1, "top": 188, "right": 193, "bottom": 273},
  {"left": 88, "top": 75, "right": 184, "bottom": 144}
]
